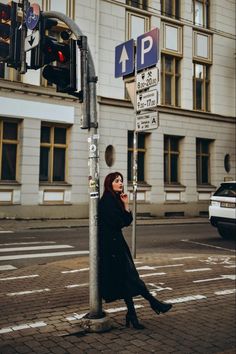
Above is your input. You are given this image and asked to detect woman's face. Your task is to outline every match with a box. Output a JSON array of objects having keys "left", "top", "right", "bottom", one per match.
[{"left": 112, "top": 175, "right": 123, "bottom": 193}]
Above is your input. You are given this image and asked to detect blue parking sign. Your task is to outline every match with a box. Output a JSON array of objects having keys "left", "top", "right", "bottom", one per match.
[
  {"left": 115, "top": 39, "right": 134, "bottom": 78},
  {"left": 137, "top": 28, "right": 159, "bottom": 71}
]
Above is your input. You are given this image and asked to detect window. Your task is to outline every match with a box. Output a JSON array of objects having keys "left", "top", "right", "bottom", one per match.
[
  {"left": 0, "top": 121, "right": 19, "bottom": 181},
  {"left": 43, "top": 0, "right": 75, "bottom": 18},
  {"left": 128, "top": 131, "right": 146, "bottom": 182},
  {"left": 164, "top": 135, "right": 180, "bottom": 184},
  {"left": 193, "top": 0, "right": 209, "bottom": 28},
  {"left": 40, "top": 125, "right": 68, "bottom": 183},
  {"left": 126, "top": 12, "right": 149, "bottom": 40},
  {"left": 126, "top": 0, "right": 148, "bottom": 10},
  {"left": 161, "top": 55, "right": 180, "bottom": 106},
  {"left": 161, "top": 0, "right": 180, "bottom": 19},
  {"left": 193, "top": 63, "right": 210, "bottom": 111},
  {"left": 196, "top": 138, "right": 211, "bottom": 185}
]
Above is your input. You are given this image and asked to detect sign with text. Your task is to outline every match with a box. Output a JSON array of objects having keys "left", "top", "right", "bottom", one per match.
[
  {"left": 136, "top": 111, "right": 159, "bottom": 131},
  {"left": 136, "top": 67, "right": 159, "bottom": 92},
  {"left": 136, "top": 90, "right": 158, "bottom": 112}
]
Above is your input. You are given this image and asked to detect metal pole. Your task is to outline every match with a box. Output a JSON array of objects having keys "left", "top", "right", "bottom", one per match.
[
  {"left": 19, "top": 0, "right": 29, "bottom": 74},
  {"left": 43, "top": 11, "right": 103, "bottom": 321},
  {"left": 132, "top": 130, "right": 138, "bottom": 259}
]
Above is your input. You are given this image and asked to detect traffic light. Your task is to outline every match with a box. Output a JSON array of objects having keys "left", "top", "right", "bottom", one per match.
[
  {"left": 30, "top": 14, "right": 79, "bottom": 96},
  {"left": 42, "top": 38, "right": 77, "bottom": 94},
  {"left": 0, "top": 1, "right": 21, "bottom": 68}
]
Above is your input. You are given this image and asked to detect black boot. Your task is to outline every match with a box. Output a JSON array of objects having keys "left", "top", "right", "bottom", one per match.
[
  {"left": 149, "top": 297, "right": 172, "bottom": 315},
  {"left": 140, "top": 287, "right": 172, "bottom": 315},
  {"left": 124, "top": 297, "right": 145, "bottom": 330}
]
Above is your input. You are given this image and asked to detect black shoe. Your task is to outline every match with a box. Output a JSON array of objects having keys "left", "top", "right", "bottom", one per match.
[
  {"left": 150, "top": 299, "right": 172, "bottom": 315},
  {"left": 125, "top": 313, "right": 145, "bottom": 330}
]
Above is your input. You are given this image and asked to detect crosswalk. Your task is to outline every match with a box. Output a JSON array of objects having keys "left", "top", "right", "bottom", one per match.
[{"left": 0, "top": 236, "right": 89, "bottom": 271}]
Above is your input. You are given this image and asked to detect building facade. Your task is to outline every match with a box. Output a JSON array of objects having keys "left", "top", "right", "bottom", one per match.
[{"left": 0, "top": 0, "right": 235, "bottom": 219}]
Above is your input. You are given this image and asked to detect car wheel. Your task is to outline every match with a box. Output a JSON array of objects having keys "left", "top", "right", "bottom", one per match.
[{"left": 217, "top": 226, "right": 234, "bottom": 239}]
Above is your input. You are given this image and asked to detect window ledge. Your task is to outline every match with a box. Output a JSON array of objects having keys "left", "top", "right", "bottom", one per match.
[
  {"left": 197, "top": 184, "right": 216, "bottom": 192},
  {"left": 0, "top": 181, "right": 21, "bottom": 186},
  {"left": 128, "top": 182, "right": 152, "bottom": 191},
  {"left": 164, "top": 184, "right": 186, "bottom": 192},
  {"left": 39, "top": 182, "right": 72, "bottom": 187}
]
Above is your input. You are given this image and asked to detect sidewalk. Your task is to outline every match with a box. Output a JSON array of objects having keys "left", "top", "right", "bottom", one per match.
[{"left": 0, "top": 216, "right": 209, "bottom": 231}]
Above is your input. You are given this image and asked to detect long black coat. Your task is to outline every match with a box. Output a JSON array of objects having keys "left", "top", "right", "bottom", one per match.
[{"left": 98, "top": 191, "right": 147, "bottom": 303}]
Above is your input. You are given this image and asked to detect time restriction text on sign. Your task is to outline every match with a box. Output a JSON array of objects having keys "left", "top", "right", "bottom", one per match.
[
  {"left": 136, "top": 90, "right": 158, "bottom": 112},
  {"left": 136, "top": 67, "right": 158, "bottom": 92},
  {"left": 136, "top": 112, "right": 159, "bottom": 131}
]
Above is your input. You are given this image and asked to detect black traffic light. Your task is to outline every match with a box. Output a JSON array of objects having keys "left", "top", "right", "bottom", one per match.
[
  {"left": 30, "top": 14, "right": 79, "bottom": 97},
  {"left": 42, "top": 38, "right": 77, "bottom": 95},
  {"left": 0, "top": 1, "right": 21, "bottom": 68}
]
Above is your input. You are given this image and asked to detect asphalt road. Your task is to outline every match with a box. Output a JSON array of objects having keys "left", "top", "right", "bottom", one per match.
[{"left": 0, "top": 223, "right": 235, "bottom": 269}]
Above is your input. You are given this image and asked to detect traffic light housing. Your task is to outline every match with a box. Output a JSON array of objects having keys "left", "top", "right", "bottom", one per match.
[
  {"left": 30, "top": 14, "right": 79, "bottom": 97},
  {"left": 0, "top": 1, "right": 21, "bottom": 68},
  {"left": 42, "top": 38, "right": 77, "bottom": 94}
]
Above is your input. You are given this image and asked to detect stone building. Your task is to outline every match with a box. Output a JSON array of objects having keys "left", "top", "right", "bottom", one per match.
[{"left": 0, "top": 0, "right": 235, "bottom": 219}]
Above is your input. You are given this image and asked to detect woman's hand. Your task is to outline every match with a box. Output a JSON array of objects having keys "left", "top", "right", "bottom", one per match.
[{"left": 120, "top": 193, "right": 130, "bottom": 212}]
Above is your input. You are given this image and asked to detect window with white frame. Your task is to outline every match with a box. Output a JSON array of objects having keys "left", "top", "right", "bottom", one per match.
[
  {"left": 40, "top": 125, "right": 68, "bottom": 183},
  {"left": 0, "top": 120, "right": 19, "bottom": 181}
]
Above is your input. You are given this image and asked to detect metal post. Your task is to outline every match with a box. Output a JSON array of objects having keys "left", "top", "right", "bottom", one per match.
[
  {"left": 43, "top": 11, "right": 111, "bottom": 331},
  {"left": 19, "top": 0, "right": 29, "bottom": 74},
  {"left": 132, "top": 130, "right": 138, "bottom": 259}
]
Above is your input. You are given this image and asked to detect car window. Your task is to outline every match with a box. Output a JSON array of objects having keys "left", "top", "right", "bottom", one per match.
[{"left": 214, "top": 183, "right": 236, "bottom": 198}]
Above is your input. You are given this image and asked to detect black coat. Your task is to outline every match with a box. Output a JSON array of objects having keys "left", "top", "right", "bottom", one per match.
[{"left": 98, "top": 191, "right": 147, "bottom": 303}]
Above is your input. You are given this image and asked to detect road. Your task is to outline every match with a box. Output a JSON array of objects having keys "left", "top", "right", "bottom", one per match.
[
  {"left": 0, "top": 222, "right": 235, "bottom": 353},
  {"left": 0, "top": 223, "right": 234, "bottom": 269}
]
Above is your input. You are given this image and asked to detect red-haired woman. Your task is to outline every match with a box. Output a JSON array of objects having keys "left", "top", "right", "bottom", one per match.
[{"left": 98, "top": 172, "right": 172, "bottom": 329}]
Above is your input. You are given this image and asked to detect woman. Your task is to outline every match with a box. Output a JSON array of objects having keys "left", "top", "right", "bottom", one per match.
[{"left": 98, "top": 172, "right": 172, "bottom": 330}]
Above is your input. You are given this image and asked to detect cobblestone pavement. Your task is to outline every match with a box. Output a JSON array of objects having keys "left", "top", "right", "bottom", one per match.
[
  {"left": 0, "top": 218, "right": 235, "bottom": 353},
  {"left": 0, "top": 254, "right": 235, "bottom": 353}
]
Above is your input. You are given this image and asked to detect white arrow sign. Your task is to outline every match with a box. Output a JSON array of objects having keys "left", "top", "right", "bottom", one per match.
[
  {"left": 119, "top": 45, "right": 129, "bottom": 73},
  {"left": 25, "top": 30, "right": 40, "bottom": 52}
]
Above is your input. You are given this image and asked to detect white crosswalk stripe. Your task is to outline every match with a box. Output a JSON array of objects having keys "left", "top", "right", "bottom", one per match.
[{"left": 0, "top": 240, "right": 89, "bottom": 270}]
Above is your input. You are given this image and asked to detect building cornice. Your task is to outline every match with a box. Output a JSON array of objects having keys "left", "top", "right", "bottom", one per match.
[
  {"left": 0, "top": 79, "right": 77, "bottom": 102},
  {"left": 97, "top": 96, "right": 236, "bottom": 124}
]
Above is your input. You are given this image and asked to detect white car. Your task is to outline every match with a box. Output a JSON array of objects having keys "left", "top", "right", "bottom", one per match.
[{"left": 209, "top": 181, "right": 236, "bottom": 239}]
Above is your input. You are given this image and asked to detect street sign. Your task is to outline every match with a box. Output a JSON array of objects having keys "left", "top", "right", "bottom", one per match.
[
  {"left": 136, "top": 67, "right": 159, "bottom": 92},
  {"left": 136, "top": 111, "right": 159, "bottom": 131},
  {"left": 25, "top": 30, "right": 40, "bottom": 52},
  {"left": 25, "top": 3, "right": 40, "bottom": 30},
  {"left": 136, "top": 89, "right": 158, "bottom": 112},
  {"left": 136, "top": 28, "right": 159, "bottom": 71},
  {"left": 115, "top": 39, "right": 134, "bottom": 78}
]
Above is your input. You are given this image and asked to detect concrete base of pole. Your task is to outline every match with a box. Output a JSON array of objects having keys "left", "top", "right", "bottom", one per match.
[{"left": 80, "top": 313, "right": 113, "bottom": 333}]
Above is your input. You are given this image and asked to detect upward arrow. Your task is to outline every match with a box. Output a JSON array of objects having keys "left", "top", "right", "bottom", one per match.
[{"left": 119, "top": 45, "right": 129, "bottom": 73}]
